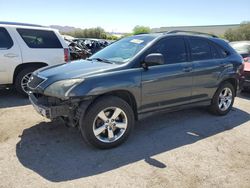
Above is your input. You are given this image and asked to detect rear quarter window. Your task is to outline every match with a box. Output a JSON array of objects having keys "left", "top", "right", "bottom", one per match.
[
  {"left": 189, "top": 37, "right": 228, "bottom": 61},
  {"left": 17, "top": 28, "right": 62, "bottom": 49},
  {"left": 0, "top": 27, "right": 13, "bottom": 49},
  {"left": 189, "top": 38, "right": 212, "bottom": 61}
]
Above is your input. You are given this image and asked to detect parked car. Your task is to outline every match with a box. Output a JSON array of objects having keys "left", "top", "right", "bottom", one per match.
[
  {"left": 0, "top": 22, "right": 69, "bottom": 95},
  {"left": 73, "top": 38, "right": 110, "bottom": 54},
  {"left": 230, "top": 41, "right": 250, "bottom": 91},
  {"left": 28, "top": 31, "right": 243, "bottom": 149}
]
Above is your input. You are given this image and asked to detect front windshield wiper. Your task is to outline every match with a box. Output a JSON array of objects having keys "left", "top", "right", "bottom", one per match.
[{"left": 87, "top": 57, "right": 114, "bottom": 64}]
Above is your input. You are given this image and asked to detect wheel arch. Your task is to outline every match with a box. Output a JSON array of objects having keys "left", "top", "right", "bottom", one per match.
[
  {"left": 220, "top": 77, "right": 238, "bottom": 95},
  {"left": 80, "top": 90, "right": 138, "bottom": 122},
  {"left": 13, "top": 62, "right": 48, "bottom": 83}
]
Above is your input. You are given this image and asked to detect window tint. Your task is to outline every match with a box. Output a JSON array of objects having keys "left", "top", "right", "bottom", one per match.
[
  {"left": 190, "top": 38, "right": 212, "bottom": 61},
  {"left": 17, "top": 29, "right": 62, "bottom": 48},
  {"left": 210, "top": 44, "right": 221, "bottom": 59},
  {"left": 216, "top": 46, "right": 228, "bottom": 58},
  {"left": 0, "top": 27, "right": 13, "bottom": 49},
  {"left": 148, "top": 37, "right": 187, "bottom": 64}
]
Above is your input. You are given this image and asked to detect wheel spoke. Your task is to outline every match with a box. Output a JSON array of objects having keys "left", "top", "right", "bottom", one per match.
[
  {"left": 93, "top": 125, "right": 106, "bottom": 136},
  {"left": 115, "top": 122, "right": 127, "bottom": 129},
  {"left": 98, "top": 111, "right": 108, "bottom": 122},
  {"left": 223, "top": 101, "right": 227, "bottom": 109},
  {"left": 24, "top": 75, "right": 30, "bottom": 81},
  {"left": 219, "top": 93, "right": 224, "bottom": 98},
  {"left": 108, "top": 128, "right": 114, "bottom": 139},
  {"left": 111, "top": 108, "right": 122, "bottom": 120},
  {"left": 219, "top": 102, "right": 223, "bottom": 109},
  {"left": 223, "top": 88, "right": 228, "bottom": 97}
]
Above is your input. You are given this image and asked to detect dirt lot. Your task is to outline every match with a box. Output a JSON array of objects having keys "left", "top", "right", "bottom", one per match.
[{"left": 0, "top": 89, "right": 250, "bottom": 188}]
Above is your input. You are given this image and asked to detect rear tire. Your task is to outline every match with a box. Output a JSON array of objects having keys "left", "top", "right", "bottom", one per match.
[
  {"left": 209, "top": 82, "right": 235, "bottom": 116},
  {"left": 79, "top": 96, "right": 135, "bottom": 149},
  {"left": 15, "top": 67, "right": 39, "bottom": 96}
]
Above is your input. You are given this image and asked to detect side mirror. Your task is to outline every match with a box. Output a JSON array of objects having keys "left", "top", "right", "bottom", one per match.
[{"left": 142, "top": 53, "right": 164, "bottom": 69}]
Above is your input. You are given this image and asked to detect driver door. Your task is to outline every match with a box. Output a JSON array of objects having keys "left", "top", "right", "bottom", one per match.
[{"left": 140, "top": 37, "right": 193, "bottom": 113}]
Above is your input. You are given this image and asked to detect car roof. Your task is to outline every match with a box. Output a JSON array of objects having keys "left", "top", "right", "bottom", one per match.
[
  {"left": 0, "top": 21, "right": 57, "bottom": 31},
  {"left": 137, "top": 31, "right": 219, "bottom": 40}
]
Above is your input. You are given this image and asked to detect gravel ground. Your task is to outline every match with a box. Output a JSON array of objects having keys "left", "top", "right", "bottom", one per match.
[{"left": 0, "top": 89, "right": 250, "bottom": 188}]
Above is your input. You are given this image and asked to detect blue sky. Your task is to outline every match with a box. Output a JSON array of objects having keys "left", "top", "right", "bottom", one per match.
[{"left": 1, "top": 0, "right": 249, "bottom": 32}]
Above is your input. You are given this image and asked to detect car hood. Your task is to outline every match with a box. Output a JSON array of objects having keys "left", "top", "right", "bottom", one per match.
[{"left": 36, "top": 60, "right": 120, "bottom": 80}]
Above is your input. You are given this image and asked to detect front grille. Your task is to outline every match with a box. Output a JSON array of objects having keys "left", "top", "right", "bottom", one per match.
[{"left": 28, "top": 75, "right": 45, "bottom": 89}]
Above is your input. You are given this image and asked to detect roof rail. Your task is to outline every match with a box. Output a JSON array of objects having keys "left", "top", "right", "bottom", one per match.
[
  {"left": 166, "top": 30, "right": 218, "bottom": 38},
  {"left": 0, "top": 21, "right": 44, "bottom": 27}
]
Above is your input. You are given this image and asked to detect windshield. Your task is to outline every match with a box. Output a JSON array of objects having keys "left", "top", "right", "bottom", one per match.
[{"left": 90, "top": 35, "right": 157, "bottom": 64}]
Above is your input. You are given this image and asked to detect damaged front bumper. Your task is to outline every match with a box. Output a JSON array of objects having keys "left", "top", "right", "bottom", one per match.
[{"left": 29, "top": 93, "right": 71, "bottom": 119}]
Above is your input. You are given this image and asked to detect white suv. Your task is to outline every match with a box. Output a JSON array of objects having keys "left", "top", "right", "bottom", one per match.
[{"left": 0, "top": 22, "right": 69, "bottom": 95}]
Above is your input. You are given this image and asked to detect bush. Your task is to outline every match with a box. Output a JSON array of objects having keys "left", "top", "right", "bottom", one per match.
[
  {"left": 62, "top": 27, "right": 107, "bottom": 39},
  {"left": 133, "top": 25, "right": 151, "bottom": 35},
  {"left": 224, "top": 22, "right": 250, "bottom": 41}
]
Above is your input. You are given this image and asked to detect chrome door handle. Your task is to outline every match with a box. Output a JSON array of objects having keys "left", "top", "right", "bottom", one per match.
[
  {"left": 183, "top": 67, "right": 192, "bottom": 72},
  {"left": 4, "top": 53, "right": 18, "bottom": 58},
  {"left": 220, "top": 63, "right": 227, "bottom": 67}
]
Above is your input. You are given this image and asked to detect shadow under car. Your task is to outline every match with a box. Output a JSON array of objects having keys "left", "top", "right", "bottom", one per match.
[{"left": 16, "top": 106, "right": 250, "bottom": 182}]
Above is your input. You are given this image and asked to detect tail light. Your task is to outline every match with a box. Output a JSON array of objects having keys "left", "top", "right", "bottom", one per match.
[{"left": 64, "top": 48, "right": 70, "bottom": 62}]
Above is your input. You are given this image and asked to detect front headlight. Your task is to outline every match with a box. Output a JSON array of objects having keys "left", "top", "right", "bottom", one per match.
[{"left": 44, "top": 78, "right": 84, "bottom": 98}]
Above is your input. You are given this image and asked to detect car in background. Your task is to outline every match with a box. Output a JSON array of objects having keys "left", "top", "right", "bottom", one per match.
[
  {"left": 0, "top": 22, "right": 69, "bottom": 95},
  {"left": 230, "top": 41, "right": 250, "bottom": 91}
]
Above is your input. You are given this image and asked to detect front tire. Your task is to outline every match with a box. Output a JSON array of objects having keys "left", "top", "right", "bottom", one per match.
[
  {"left": 209, "top": 82, "right": 235, "bottom": 116},
  {"left": 79, "top": 96, "right": 135, "bottom": 149}
]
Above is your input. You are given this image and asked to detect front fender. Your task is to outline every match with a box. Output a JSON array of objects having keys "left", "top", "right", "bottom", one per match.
[{"left": 68, "top": 68, "right": 142, "bottom": 105}]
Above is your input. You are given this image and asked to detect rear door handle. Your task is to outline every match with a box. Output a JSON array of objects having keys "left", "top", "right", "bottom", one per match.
[
  {"left": 4, "top": 53, "right": 18, "bottom": 58},
  {"left": 220, "top": 62, "right": 227, "bottom": 67},
  {"left": 183, "top": 67, "right": 192, "bottom": 72}
]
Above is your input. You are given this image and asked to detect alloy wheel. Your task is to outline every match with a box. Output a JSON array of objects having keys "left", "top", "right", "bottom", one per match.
[
  {"left": 218, "top": 87, "right": 233, "bottom": 111},
  {"left": 92, "top": 107, "right": 128, "bottom": 143},
  {"left": 21, "top": 72, "right": 32, "bottom": 94}
]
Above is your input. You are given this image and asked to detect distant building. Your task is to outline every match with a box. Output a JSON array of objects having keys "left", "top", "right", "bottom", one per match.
[{"left": 151, "top": 24, "right": 240, "bottom": 35}]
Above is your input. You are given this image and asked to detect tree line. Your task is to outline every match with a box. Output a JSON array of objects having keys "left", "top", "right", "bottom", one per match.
[
  {"left": 61, "top": 25, "right": 151, "bottom": 40},
  {"left": 62, "top": 23, "right": 250, "bottom": 41}
]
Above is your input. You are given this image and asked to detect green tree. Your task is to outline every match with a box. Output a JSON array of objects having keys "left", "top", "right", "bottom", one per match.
[
  {"left": 224, "top": 22, "right": 250, "bottom": 41},
  {"left": 62, "top": 27, "right": 108, "bottom": 39},
  {"left": 133, "top": 25, "right": 151, "bottom": 35}
]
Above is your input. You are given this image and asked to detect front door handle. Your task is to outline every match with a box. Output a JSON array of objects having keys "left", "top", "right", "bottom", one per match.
[
  {"left": 183, "top": 67, "right": 192, "bottom": 72},
  {"left": 4, "top": 53, "right": 18, "bottom": 58}
]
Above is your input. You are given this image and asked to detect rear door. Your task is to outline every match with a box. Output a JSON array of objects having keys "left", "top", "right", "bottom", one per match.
[
  {"left": 15, "top": 28, "right": 65, "bottom": 65},
  {"left": 0, "top": 27, "right": 22, "bottom": 84},
  {"left": 140, "top": 37, "right": 193, "bottom": 112},
  {"left": 188, "top": 37, "right": 226, "bottom": 101}
]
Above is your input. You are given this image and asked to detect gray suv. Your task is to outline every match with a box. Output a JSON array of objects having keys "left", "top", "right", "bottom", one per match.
[{"left": 28, "top": 31, "right": 243, "bottom": 149}]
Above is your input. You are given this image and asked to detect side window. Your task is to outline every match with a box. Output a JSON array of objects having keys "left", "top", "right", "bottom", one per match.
[
  {"left": 17, "top": 29, "right": 62, "bottom": 48},
  {"left": 148, "top": 37, "right": 187, "bottom": 64},
  {"left": 189, "top": 38, "right": 212, "bottom": 61},
  {"left": 216, "top": 46, "right": 228, "bottom": 58},
  {"left": 0, "top": 27, "right": 13, "bottom": 49},
  {"left": 210, "top": 44, "right": 221, "bottom": 59}
]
